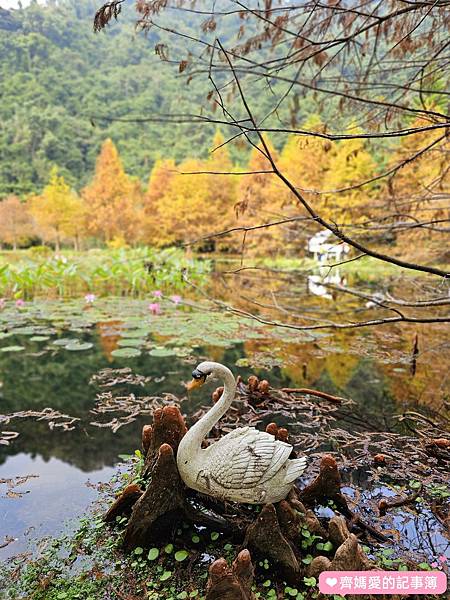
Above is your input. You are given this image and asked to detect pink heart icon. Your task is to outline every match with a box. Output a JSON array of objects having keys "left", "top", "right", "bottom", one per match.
[{"left": 326, "top": 577, "right": 337, "bottom": 587}]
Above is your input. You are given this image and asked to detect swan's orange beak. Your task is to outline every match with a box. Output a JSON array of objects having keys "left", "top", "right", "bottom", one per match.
[{"left": 187, "top": 378, "right": 205, "bottom": 391}]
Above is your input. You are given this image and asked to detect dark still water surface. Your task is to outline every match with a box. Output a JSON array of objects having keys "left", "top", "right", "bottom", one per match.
[
  {"left": 0, "top": 322, "right": 197, "bottom": 558},
  {"left": 0, "top": 294, "right": 448, "bottom": 560}
]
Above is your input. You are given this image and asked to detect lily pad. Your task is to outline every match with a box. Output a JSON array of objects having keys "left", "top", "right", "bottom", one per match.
[
  {"left": 30, "top": 336, "right": 51, "bottom": 342},
  {"left": 147, "top": 548, "right": 159, "bottom": 561},
  {"left": 0, "top": 345, "right": 25, "bottom": 353},
  {"left": 120, "top": 328, "right": 150, "bottom": 338},
  {"left": 173, "top": 346, "right": 191, "bottom": 357},
  {"left": 117, "top": 338, "right": 145, "bottom": 347},
  {"left": 9, "top": 326, "right": 38, "bottom": 335},
  {"left": 111, "top": 347, "right": 142, "bottom": 358},
  {"left": 65, "top": 342, "right": 94, "bottom": 351},
  {"left": 53, "top": 338, "right": 77, "bottom": 346},
  {"left": 148, "top": 347, "right": 176, "bottom": 357}
]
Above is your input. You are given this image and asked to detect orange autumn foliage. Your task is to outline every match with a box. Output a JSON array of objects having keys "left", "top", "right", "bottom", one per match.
[
  {"left": 0, "top": 115, "right": 447, "bottom": 267},
  {"left": 145, "top": 131, "right": 238, "bottom": 249},
  {"left": 143, "top": 158, "right": 176, "bottom": 246},
  {"left": 387, "top": 119, "right": 449, "bottom": 260},
  {"left": 82, "top": 139, "right": 142, "bottom": 245},
  {"left": 235, "top": 138, "right": 283, "bottom": 256},
  {"left": 0, "top": 195, "right": 35, "bottom": 249}
]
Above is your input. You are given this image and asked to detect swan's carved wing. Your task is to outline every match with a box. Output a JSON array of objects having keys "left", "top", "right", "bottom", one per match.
[{"left": 206, "top": 428, "right": 292, "bottom": 489}]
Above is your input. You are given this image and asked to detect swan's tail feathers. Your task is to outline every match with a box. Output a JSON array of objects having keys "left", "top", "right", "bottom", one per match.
[{"left": 285, "top": 457, "right": 307, "bottom": 483}]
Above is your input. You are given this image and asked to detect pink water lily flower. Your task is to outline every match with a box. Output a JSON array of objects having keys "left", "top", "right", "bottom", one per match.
[
  {"left": 148, "top": 302, "right": 161, "bottom": 315},
  {"left": 85, "top": 293, "right": 96, "bottom": 304},
  {"left": 152, "top": 290, "right": 163, "bottom": 298},
  {"left": 0, "top": 298, "right": 5, "bottom": 310},
  {"left": 15, "top": 299, "right": 25, "bottom": 308},
  {"left": 170, "top": 295, "right": 182, "bottom": 305}
]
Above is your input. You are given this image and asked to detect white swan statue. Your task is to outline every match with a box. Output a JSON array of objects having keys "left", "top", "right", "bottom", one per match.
[{"left": 177, "top": 361, "right": 307, "bottom": 504}]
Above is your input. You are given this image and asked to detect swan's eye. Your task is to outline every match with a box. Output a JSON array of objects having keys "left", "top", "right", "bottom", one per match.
[
  {"left": 192, "top": 368, "right": 207, "bottom": 381},
  {"left": 184, "top": 461, "right": 188, "bottom": 465},
  {"left": 187, "top": 369, "right": 207, "bottom": 391}
]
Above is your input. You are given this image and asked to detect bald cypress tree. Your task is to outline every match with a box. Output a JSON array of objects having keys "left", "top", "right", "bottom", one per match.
[{"left": 82, "top": 139, "right": 142, "bottom": 245}]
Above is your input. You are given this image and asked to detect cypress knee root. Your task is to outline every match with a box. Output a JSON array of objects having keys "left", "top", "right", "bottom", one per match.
[
  {"left": 104, "top": 483, "right": 142, "bottom": 523},
  {"left": 206, "top": 549, "right": 255, "bottom": 600},
  {"left": 243, "top": 503, "right": 300, "bottom": 581},
  {"left": 123, "top": 443, "right": 184, "bottom": 550},
  {"left": 143, "top": 406, "right": 187, "bottom": 475}
]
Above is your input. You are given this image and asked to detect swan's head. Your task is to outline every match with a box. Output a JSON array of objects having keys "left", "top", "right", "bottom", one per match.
[{"left": 186, "top": 361, "right": 234, "bottom": 391}]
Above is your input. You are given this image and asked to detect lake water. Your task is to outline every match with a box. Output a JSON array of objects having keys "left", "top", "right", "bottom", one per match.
[{"left": 0, "top": 271, "right": 449, "bottom": 561}]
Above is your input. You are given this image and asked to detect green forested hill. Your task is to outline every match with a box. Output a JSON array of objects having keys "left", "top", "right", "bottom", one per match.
[
  {"left": 0, "top": 0, "right": 229, "bottom": 195},
  {"left": 0, "top": 0, "right": 338, "bottom": 197}
]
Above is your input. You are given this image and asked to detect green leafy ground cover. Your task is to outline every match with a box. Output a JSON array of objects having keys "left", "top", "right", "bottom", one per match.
[{"left": 0, "top": 456, "right": 357, "bottom": 600}]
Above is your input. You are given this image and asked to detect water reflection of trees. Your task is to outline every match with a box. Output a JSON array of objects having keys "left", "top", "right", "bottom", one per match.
[
  {"left": 0, "top": 293, "right": 448, "bottom": 475},
  {"left": 0, "top": 335, "right": 194, "bottom": 471},
  {"left": 0, "top": 418, "right": 149, "bottom": 472},
  {"left": 211, "top": 267, "right": 450, "bottom": 413}
]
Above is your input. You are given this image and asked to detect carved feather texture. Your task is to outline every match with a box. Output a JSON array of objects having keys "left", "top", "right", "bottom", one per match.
[{"left": 205, "top": 427, "right": 293, "bottom": 490}]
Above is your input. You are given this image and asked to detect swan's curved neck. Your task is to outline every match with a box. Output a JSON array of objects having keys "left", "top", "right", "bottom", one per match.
[{"left": 181, "top": 364, "right": 236, "bottom": 456}]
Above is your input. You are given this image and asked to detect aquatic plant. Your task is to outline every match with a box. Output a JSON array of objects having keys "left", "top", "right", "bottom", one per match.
[
  {"left": 148, "top": 302, "right": 161, "bottom": 315},
  {"left": 84, "top": 293, "right": 96, "bottom": 304},
  {"left": 0, "top": 247, "right": 210, "bottom": 299}
]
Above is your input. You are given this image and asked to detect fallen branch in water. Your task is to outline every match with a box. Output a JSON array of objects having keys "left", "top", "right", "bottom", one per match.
[
  {"left": 90, "top": 367, "right": 151, "bottom": 388},
  {"left": 280, "top": 388, "right": 345, "bottom": 404},
  {"left": 0, "top": 431, "right": 19, "bottom": 446},
  {"left": 297, "top": 455, "right": 389, "bottom": 542},
  {"left": 0, "top": 474, "right": 40, "bottom": 499},
  {"left": 378, "top": 485, "right": 423, "bottom": 517},
  {"left": 0, "top": 408, "right": 79, "bottom": 431},
  {"left": 0, "top": 535, "right": 15, "bottom": 549}
]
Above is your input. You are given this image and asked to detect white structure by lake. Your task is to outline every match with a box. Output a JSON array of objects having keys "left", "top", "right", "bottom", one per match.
[
  {"left": 307, "top": 230, "right": 350, "bottom": 263},
  {"left": 308, "top": 270, "right": 344, "bottom": 300}
]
